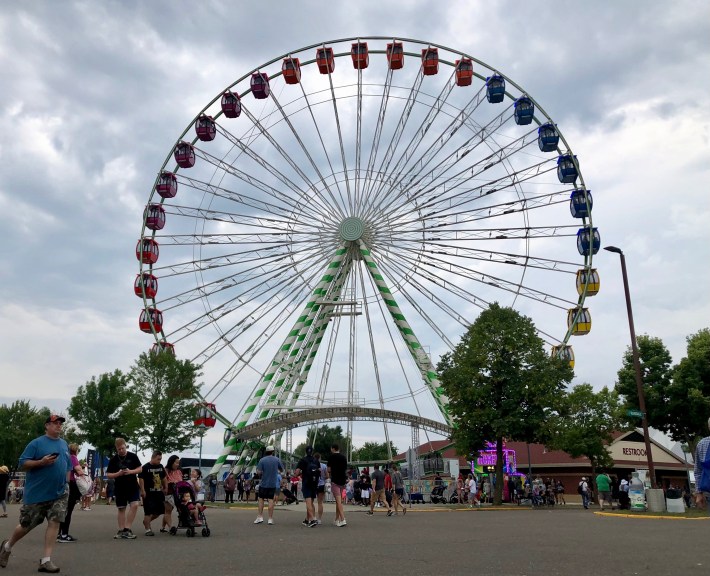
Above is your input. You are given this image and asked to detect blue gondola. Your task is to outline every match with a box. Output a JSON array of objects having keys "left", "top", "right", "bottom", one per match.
[
  {"left": 570, "top": 189, "right": 593, "bottom": 218},
  {"left": 486, "top": 74, "right": 505, "bottom": 103},
  {"left": 514, "top": 96, "right": 534, "bottom": 125},
  {"left": 557, "top": 154, "right": 578, "bottom": 184},
  {"left": 537, "top": 123, "right": 559, "bottom": 152},
  {"left": 576, "top": 227, "right": 600, "bottom": 255}
]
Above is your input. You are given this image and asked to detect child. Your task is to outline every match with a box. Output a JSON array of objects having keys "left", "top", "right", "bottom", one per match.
[{"left": 182, "top": 491, "right": 203, "bottom": 526}]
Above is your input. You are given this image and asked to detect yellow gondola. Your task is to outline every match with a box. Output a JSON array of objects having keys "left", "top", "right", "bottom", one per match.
[
  {"left": 567, "top": 307, "right": 591, "bottom": 335},
  {"left": 551, "top": 345, "right": 575, "bottom": 369},
  {"left": 576, "top": 268, "right": 600, "bottom": 296}
]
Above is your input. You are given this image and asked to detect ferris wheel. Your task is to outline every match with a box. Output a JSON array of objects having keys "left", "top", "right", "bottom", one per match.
[{"left": 135, "top": 37, "right": 599, "bottom": 473}]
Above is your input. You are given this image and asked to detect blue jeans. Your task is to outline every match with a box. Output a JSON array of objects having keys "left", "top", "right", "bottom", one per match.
[{"left": 582, "top": 491, "right": 590, "bottom": 508}]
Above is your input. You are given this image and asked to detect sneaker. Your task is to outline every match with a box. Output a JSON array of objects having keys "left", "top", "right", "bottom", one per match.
[
  {"left": 366, "top": 511, "right": 373, "bottom": 515},
  {"left": 387, "top": 510, "right": 393, "bottom": 517},
  {"left": 113, "top": 530, "right": 124, "bottom": 539},
  {"left": 159, "top": 528, "right": 168, "bottom": 533},
  {"left": 402, "top": 508, "right": 407, "bottom": 515},
  {"left": 307, "top": 519, "right": 318, "bottom": 528},
  {"left": 122, "top": 529, "right": 136, "bottom": 540},
  {"left": 57, "top": 534, "right": 77, "bottom": 543},
  {"left": 335, "top": 520, "right": 342, "bottom": 527},
  {"left": 0, "top": 540, "right": 10, "bottom": 568},
  {"left": 38, "top": 560, "right": 60, "bottom": 573},
  {"left": 145, "top": 530, "right": 154, "bottom": 536},
  {"left": 316, "top": 519, "right": 321, "bottom": 525},
  {"left": 340, "top": 519, "right": 347, "bottom": 526},
  {"left": 267, "top": 519, "right": 273, "bottom": 525},
  {"left": 253, "top": 517, "right": 264, "bottom": 524},
  {"left": 302, "top": 519, "right": 309, "bottom": 526}
]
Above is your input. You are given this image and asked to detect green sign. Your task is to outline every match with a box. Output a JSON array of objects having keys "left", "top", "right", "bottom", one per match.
[{"left": 627, "top": 409, "right": 644, "bottom": 418}]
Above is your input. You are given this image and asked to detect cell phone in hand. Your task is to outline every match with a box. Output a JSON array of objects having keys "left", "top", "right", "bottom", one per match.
[{"left": 50, "top": 452, "right": 59, "bottom": 457}]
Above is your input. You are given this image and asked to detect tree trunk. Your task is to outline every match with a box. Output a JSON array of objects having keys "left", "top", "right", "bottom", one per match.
[{"left": 495, "top": 437, "right": 504, "bottom": 505}]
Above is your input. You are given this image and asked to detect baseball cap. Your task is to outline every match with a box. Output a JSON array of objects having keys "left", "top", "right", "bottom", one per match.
[
  {"left": 46, "top": 415, "right": 66, "bottom": 424},
  {"left": 265, "top": 445, "right": 275, "bottom": 452}
]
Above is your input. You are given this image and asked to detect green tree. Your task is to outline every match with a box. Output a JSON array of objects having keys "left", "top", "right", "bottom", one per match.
[
  {"left": 351, "top": 441, "right": 398, "bottom": 462},
  {"left": 0, "top": 402, "right": 81, "bottom": 472},
  {"left": 438, "top": 303, "right": 573, "bottom": 504},
  {"left": 68, "top": 370, "right": 141, "bottom": 471},
  {"left": 294, "top": 424, "right": 350, "bottom": 458},
  {"left": 547, "top": 384, "right": 623, "bottom": 485},
  {"left": 667, "top": 328, "right": 710, "bottom": 449},
  {"left": 615, "top": 335, "right": 673, "bottom": 432},
  {"left": 130, "top": 352, "right": 202, "bottom": 453}
]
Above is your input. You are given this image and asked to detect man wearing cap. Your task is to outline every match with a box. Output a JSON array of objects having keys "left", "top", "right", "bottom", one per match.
[
  {"left": 253, "top": 446, "right": 284, "bottom": 526},
  {"left": 578, "top": 477, "right": 590, "bottom": 509},
  {"left": 0, "top": 414, "right": 71, "bottom": 573}
]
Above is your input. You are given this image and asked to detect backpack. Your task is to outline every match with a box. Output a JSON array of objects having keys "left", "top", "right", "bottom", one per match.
[
  {"left": 577, "top": 483, "right": 583, "bottom": 495},
  {"left": 305, "top": 457, "right": 320, "bottom": 487}
]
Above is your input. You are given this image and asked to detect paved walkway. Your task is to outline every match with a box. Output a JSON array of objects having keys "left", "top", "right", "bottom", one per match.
[{"left": 0, "top": 502, "right": 707, "bottom": 575}]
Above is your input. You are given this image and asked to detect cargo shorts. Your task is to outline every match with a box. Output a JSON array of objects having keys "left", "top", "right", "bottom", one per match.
[{"left": 19, "top": 491, "right": 69, "bottom": 530}]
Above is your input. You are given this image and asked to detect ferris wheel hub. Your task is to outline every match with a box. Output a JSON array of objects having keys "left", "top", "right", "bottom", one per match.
[{"left": 339, "top": 216, "right": 366, "bottom": 241}]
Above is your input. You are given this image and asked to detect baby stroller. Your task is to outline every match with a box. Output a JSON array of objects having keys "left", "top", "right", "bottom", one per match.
[
  {"left": 281, "top": 486, "right": 298, "bottom": 505},
  {"left": 172, "top": 481, "right": 211, "bottom": 537},
  {"left": 430, "top": 484, "right": 447, "bottom": 504}
]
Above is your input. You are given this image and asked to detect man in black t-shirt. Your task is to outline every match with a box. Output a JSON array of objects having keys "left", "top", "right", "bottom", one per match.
[
  {"left": 106, "top": 438, "right": 142, "bottom": 539},
  {"left": 138, "top": 451, "right": 167, "bottom": 536},
  {"left": 327, "top": 444, "right": 348, "bottom": 527},
  {"left": 295, "top": 446, "right": 319, "bottom": 527}
]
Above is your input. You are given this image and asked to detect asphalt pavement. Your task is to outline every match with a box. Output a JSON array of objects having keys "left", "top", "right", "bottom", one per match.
[{"left": 0, "top": 501, "right": 708, "bottom": 576}]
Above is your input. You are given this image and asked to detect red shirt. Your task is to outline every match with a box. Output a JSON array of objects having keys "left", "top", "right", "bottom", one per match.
[{"left": 384, "top": 473, "right": 393, "bottom": 490}]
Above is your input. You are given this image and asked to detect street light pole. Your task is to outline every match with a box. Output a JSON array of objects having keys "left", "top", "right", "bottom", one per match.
[
  {"left": 198, "top": 423, "right": 207, "bottom": 473},
  {"left": 604, "top": 245, "right": 657, "bottom": 489}
]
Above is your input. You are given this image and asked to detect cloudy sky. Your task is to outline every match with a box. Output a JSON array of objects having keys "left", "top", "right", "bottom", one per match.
[{"left": 1, "top": 0, "right": 708, "bottom": 459}]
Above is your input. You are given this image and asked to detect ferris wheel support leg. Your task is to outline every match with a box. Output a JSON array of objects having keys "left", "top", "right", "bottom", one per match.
[
  {"left": 358, "top": 240, "right": 452, "bottom": 427},
  {"left": 211, "top": 248, "right": 352, "bottom": 477}
]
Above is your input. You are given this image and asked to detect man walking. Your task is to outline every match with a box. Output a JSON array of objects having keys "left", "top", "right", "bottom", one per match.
[
  {"left": 0, "top": 414, "right": 71, "bottom": 573},
  {"left": 694, "top": 417, "right": 710, "bottom": 509},
  {"left": 138, "top": 451, "right": 167, "bottom": 536},
  {"left": 106, "top": 438, "right": 142, "bottom": 539},
  {"left": 295, "top": 446, "right": 319, "bottom": 527},
  {"left": 253, "top": 446, "right": 284, "bottom": 526},
  {"left": 368, "top": 464, "right": 393, "bottom": 516},
  {"left": 595, "top": 471, "right": 612, "bottom": 511},
  {"left": 578, "top": 477, "right": 590, "bottom": 509},
  {"left": 327, "top": 444, "right": 348, "bottom": 527}
]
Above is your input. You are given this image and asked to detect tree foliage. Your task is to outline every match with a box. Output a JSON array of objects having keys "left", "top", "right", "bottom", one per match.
[
  {"left": 68, "top": 370, "right": 141, "bottom": 469},
  {"left": 0, "top": 401, "right": 82, "bottom": 472},
  {"left": 547, "top": 384, "right": 623, "bottom": 480},
  {"left": 667, "top": 328, "right": 710, "bottom": 447},
  {"left": 351, "top": 441, "right": 398, "bottom": 462},
  {"left": 438, "top": 303, "right": 573, "bottom": 504},
  {"left": 295, "top": 424, "right": 350, "bottom": 459},
  {"left": 130, "top": 352, "right": 202, "bottom": 453},
  {"left": 615, "top": 334, "right": 673, "bottom": 432}
]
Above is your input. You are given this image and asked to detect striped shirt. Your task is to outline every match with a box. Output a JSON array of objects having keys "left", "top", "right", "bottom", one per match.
[{"left": 694, "top": 436, "right": 710, "bottom": 493}]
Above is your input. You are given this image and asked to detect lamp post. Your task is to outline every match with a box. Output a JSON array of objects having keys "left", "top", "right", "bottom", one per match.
[{"left": 603, "top": 245, "right": 657, "bottom": 488}]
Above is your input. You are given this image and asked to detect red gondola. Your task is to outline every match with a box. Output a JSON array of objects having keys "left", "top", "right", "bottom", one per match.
[
  {"left": 144, "top": 204, "right": 165, "bottom": 231},
  {"left": 316, "top": 47, "right": 335, "bottom": 74},
  {"left": 136, "top": 238, "right": 159, "bottom": 264},
  {"left": 351, "top": 42, "right": 369, "bottom": 69},
  {"left": 386, "top": 42, "right": 404, "bottom": 70},
  {"left": 156, "top": 171, "right": 177, "bottom": 199},
  {"left": 455, "top": 58, "right": 473, "bottom": 86},
  {"left": 139, "top": 307, "right": 163, "bottom": 333},
  {"left": 151, "top": 341, "right": 175, "bottom": 355},
  {"left": 194, "top": 402, "right": 217, "bottom": 429},
  {"left": 250, "top": 72, "right": 270, "bottom": 99},
  {"left": 421, "top": 47, "right": 439, "bottom": 75},
  {"left": 195, "top": 114, "right": 216, "bottom": 141},
  {"left": 221, "top": 91, "right": 242, "bottom": 118},
  {"left": 174, "top": 141, "right": 195, "bottom": 168},
  {"left": 282, "top": 57, "right": 301, "bottom": 84},
  {"left": 134, "top": 273, "right": 158, "bottom": 299}
]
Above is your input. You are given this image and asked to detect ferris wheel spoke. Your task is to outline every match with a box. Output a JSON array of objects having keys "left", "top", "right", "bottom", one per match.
[
  {"left": 361, "top": 69, "right": 458, "bottom": 220},
  {"left": 391, "top": 247, "right": 576, "bottom": 310},
  {"left": 265, "top": 92, "right": 347, "bottom": 221},
  {"left": 354, "top": 68, "right": 364, "bottom": 211},
  {"left": 215, "top": 115, "right": 340, "bottom": 223},
  {"left": 360, "top": 68, "right": 425, "bottom": 209}
]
